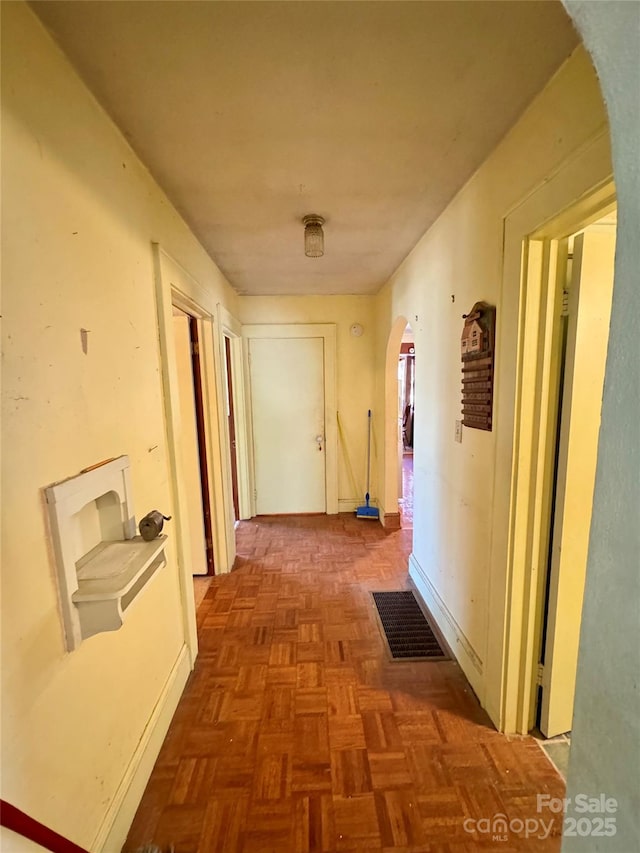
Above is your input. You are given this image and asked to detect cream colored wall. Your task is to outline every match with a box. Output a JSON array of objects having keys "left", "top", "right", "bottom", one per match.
[
  {"left": 0, "top": 828, "right": 48, "bottom": 852},
  {"left": 237, "top": 296, "right": 377, "bottom": 511},
  {"left": 375, "top": 46, "right": 611, "bottom": 716},
  {"left": 1, "top": 3, "right": 237, "bottom": 849}
]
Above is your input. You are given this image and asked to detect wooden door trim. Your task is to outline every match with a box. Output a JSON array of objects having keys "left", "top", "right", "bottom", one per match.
[{"left": 242, "top": 324, "right": 339, "bottom": 516}]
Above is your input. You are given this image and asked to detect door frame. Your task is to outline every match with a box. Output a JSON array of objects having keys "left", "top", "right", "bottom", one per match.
[
  {"left": 217, "top": 304, "right": 252, "bottom": 521},
  {"left": 171, "top": 306, "right": 215, "bottom": 577},
  {"left": 242, "top": 323, "right": 339, "bottom": 516},
  {"left": 224, "top": 335, "right": 240, "bottom": 521},
  {"left": 500, "top": 178, "right": 616, "bottom": 734},
  {"left": 382, "top": 316, "right": 411, "bottom": 525},
  {"left": 153, "top": 244, "right": 237, "bottom": 664},
  {"left": 188, "top": 315, "right": 216, "bottom": 575}
]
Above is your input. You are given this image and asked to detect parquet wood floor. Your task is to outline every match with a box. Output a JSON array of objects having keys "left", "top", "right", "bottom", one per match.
[{"left": 124, "top": 515, "right": 564, "bottom": 853}]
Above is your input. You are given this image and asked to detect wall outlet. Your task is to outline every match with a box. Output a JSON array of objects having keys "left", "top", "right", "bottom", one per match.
[{"left": 455, "top": 420, "right": 463, "bottom": 443}]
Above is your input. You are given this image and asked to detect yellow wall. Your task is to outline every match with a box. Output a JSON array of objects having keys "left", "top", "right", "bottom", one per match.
[
  {"left": 1, "top": 3, "right": 237, "bottom": 848},
  {"left": 238, "top": 296, "right": 378, "bottom": 511},
  {"left": 0, "top": 828, "right": 47, "bottom": 852},
  {"left": 375, "top": 46, "right": 611, "bottom": 717}
]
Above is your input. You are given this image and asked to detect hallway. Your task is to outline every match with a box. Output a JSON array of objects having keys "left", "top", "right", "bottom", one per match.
[{"left": 125, "top": 515, "right": 564, "bottom": 852}]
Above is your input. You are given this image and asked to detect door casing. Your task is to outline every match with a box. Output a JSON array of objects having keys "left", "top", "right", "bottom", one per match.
[
  {"left": 225, "top": 335, "right": 240, "bottom": 521},
  {"left": 217, "top": 304, "right": 252, "bottom": 523},
  {"left": 172, "top": 309, "right": 212, "bottom": 576},
  {"left": 538, "top": 226, "right": 616, "bottom": 737},
  {"left": 501, "top": 181, "right": 616, "bottom": 734},
  {"left": 153, "top": 244, "right": 240, "bottom": 664}
]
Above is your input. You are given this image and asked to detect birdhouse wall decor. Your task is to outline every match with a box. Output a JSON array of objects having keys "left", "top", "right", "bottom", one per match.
[{"left": 460, "top": 301, "right": 496, "bottom": 431}]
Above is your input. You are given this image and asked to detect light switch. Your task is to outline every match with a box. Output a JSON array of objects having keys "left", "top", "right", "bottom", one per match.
[{"left": 455, "top": 420, "right": 463, "bottom": 443}]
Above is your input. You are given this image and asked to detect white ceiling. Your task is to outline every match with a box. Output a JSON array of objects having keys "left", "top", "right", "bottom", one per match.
[{"left": 32, "top": 1, "right": 578, "bottom": 296}]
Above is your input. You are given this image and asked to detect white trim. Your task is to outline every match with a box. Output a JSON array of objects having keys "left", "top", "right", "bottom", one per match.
[
  {"left": 204, "top": 304, "right": 236, "bottom": 574},
  {"left": 152, "top": 245, "right": 199, "bottom": 662},
  {"left": 199, "top": 315, "right": 236, "bottom": 573},
  {"left": 218, "top": 303, "right": 242, "bottom": 338},
  {"left": 409, "top": 553, "right": 484, "bottom": 701},
  {"left": 152, "top": 245, "right": 237, "bottom": 663},
  {"left": 241, "top": 336, "right": 258, "bottom": 518},
  {"left": 94, "top": 645, "right": 190, "bottom": 853},
  {"left": 242, "top": 324, "right": 339, "bottom": 515},
  {"left": 217, "top": 305, "right": 252, "bottom": 522},
  {"left": 231, "top": 337, "right": 252, "bottom": 520},
  {"left": 383, "top": 317, "right": 411, "bottom": 515},
  {"left": 498, "top": 164, "right": 616, "bottom": 733},
  {"left": 379, "top": 511, "right": 401, "bottom": 530},
  {"left": 338, "top": 498, "right": 361, "bottom": 513},
  {"left": 166, "top": 271, "right": 231, "bottom": 573}
]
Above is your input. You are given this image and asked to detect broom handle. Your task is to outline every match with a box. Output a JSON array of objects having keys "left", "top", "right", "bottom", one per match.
[{"left": 366, "top": 409, "right": 372, "bottom": 498}]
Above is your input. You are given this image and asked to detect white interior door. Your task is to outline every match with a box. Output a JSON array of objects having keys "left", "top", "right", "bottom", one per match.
[
  {"left": 541, "top": 228, "right": 616, "bottom": 737},
  {"left": 173, "top": 312, "right": 208, "bottom": 576},
  {"left": 249, "top": 336, "right": 326, "bottom": 514}
]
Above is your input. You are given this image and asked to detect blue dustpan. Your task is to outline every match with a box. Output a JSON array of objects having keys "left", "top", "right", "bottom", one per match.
[{"left": 356, "top": 410, "right": 379, "bottom": 520}]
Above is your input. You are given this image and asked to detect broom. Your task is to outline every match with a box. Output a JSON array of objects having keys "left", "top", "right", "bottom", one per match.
[{"left": 356, "top": 410, "right": 379, "bottom": 519}]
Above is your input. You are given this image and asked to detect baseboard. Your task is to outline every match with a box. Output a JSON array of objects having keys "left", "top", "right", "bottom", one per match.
[
  {"left": 93, "top": 645, "right": 191, "bottom": 853},
  {"left": 408, "top": 553, "right": 484, "bottom": 702},
  {"left": 381, "top": 512, "right": 401, "bottom": 530},
  {"left": 338, "top": 499, "right": 359, "bottom": 513},
  {"left": 340, "top": 499, "right": 390, "bottom": 525},
  {"left": 377, "top": 501, "right": 401, "bottom": 530},
  {"left": 484, "top": 693, "right": 503, "bottom": 733}
]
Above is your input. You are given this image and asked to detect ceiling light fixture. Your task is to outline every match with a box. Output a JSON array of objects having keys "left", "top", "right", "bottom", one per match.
[{"left": 303, "top": 214, "right": 325, "bottom": 258}]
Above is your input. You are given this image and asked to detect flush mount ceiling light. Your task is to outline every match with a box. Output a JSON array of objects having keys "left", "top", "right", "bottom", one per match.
[{"left": 303, "top": 214, "right": 325, "bottom": 258}]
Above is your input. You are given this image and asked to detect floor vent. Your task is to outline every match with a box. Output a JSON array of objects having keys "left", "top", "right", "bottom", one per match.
[{"left": 372, "top": 590, "right": 447, "bottom": 660}]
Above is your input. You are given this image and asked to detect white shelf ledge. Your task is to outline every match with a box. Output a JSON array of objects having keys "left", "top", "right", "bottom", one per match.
[
  {"left": 75, "top": 536, "right": 167, "bottom": 595},
  {"left": 72, "top": 536, "right": 167, "bottom": 640}
]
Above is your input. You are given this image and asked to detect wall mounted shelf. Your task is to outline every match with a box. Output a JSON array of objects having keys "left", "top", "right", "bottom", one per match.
[
  {"left": 72, "top": 535, "right": 167, "bottom": 640},
  {"left": 45, "top": 455, "right": 167, "bottom": 650}
]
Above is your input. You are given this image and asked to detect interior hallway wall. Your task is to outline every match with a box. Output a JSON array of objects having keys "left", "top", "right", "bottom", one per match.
[
  {"left": 373, "top": 46, "right": 611, "bottom": 717},
  {"left": 1, "top": 3, "right": 237, "bottom": 849},
  {"left": 562, "top": 1, "right": 640, "bottom": 848},
  {"left": 238, "top": 295, "right": 377, "bottom": 512}
]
